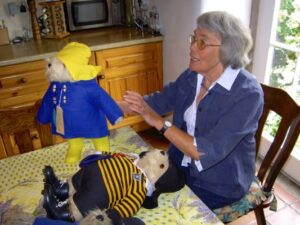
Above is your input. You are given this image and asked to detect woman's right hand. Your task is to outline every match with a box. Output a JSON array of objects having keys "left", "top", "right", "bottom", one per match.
[{"left": 122, "top": 91, "right": 164, "bottom": 130}]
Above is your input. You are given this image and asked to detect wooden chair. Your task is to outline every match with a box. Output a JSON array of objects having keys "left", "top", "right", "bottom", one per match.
[
  {"left": 252, "top": 83, "right": 300, "bottom": 224},
  {"left": 215, "top": 83, "right": 300, "bottom": 225},
  {"left": 0, "top": 100, "right": 53, "bottom": 158}
]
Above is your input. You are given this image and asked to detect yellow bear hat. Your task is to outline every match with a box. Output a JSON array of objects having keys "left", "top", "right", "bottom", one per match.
[{"left": 55, "top": 42, "right": 101, "bottom": 81}]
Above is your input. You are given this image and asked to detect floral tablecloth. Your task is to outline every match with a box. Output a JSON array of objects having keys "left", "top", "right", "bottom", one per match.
[{"left": 0, "top": 126, "right": 223, "bottom": 225}]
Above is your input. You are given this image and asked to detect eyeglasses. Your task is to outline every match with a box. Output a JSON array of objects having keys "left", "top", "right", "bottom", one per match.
[{"left": 189, "top": 34, "right": 221, "bottom": 50}]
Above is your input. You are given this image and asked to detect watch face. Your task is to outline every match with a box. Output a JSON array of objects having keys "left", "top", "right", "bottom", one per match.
[
  {"left": 165, "top": 121, "right": 172, "bottom": 127},
  {"left": 160, "top": 120, "right": 172, "bottom": 134}
]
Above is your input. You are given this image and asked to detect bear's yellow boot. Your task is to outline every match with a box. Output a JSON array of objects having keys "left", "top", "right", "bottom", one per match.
[
  {"left": 65, "top": 138, "right": 84, "bottom": 163},
  {"left": 92, "top": 136, "right": 110, "bottom": 152}
]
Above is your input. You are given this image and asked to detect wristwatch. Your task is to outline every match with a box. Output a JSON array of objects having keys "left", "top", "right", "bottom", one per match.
[{"left": 159, "top": 120, "right": 172, "bottom": 135}]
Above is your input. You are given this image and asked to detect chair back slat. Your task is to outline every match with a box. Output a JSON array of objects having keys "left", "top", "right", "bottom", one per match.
[
  {"left": 37, "top": 122, "right": 53, "bottom": 147},
  {"left": 0, "top": 106, "right": 37, "bottom": 134},
  {"left": 0, "top": 100, "right": 53, "bottom": 157},
  {"left": 258, "top": 117, "right": 293, "bottom": 180},
  {"left": 15, "top": 130, "right": 35, "bottom": 153},
  {"left": 255, "top": 109, "right": 269, "bottom": 153},
  {"left": 264, "top": 115, "right": 300, "bottom": 192},
  {"left": 256, "top": 84, "right": 300, "bottom": 192}
]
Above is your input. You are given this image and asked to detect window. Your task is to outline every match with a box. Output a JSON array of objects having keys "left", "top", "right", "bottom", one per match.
[
  {"left": 264, "top": 0, "right": 300, "bottom": 158},
  {"left": 252, "top": 0, "right": 300, "bottom": 184}
]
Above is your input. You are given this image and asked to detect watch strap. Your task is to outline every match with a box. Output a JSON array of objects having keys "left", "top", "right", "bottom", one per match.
[{"left": 159, "top": 120, "right": 172, "bottom": 135}]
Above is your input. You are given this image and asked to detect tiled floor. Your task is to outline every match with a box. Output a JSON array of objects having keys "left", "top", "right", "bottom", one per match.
[{"left": 138, "top": 128, "right": 300, "bottom": 225}]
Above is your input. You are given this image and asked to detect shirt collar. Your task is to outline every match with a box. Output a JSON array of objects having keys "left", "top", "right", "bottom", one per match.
[
  {"left": 198, "top": 66, "right": 241, "bottom": 91},
  {"left": 216, "top": 66, "right": 240, "bottom": 91}
]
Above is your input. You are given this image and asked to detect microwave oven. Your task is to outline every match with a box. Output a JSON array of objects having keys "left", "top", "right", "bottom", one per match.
[{"left": 65, "top": 0, "right": 124, "bottom": 31}]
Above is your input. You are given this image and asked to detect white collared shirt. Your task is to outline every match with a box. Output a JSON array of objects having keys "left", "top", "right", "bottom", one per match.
[{"left": 182, "top": 66, "right": 241, "bottom": 172}]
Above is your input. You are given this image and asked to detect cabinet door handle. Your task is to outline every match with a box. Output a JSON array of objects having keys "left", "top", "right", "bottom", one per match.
[
  {"left": 98, "top": 74, "right": 105, "bottom": 80},
  {"left": 20, "top": 77, "right": 27, "bottom": 83}
]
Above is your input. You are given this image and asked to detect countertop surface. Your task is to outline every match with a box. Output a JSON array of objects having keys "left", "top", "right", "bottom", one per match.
[{"left": 0, "top": 26, "right": 163, "bottom": 67}]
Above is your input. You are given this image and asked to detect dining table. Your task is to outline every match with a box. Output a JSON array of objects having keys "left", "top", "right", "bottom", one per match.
[{"left": 0, "top": 126, "right": 224, "bottom": 225}]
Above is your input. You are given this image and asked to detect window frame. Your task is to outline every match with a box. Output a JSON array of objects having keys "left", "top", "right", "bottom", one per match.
[{"left": 251, "top": 0, "right": 300, "bottom": 185}]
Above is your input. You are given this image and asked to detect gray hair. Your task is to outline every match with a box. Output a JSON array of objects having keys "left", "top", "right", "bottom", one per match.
[{"left": 197, "top": 11, "right": 253, "bottom": 69}]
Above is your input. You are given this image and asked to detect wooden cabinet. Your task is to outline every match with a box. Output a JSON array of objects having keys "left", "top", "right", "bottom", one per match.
[
  {"left": 0, "top": 42, "right": 163, "bottom": 157},
  {"left": 95, "top": 42, "right": 163, "bottom": 131}
]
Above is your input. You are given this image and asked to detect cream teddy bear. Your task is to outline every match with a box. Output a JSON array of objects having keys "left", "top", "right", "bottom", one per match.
[{"left": 42, "top": 149, "right": 174, "bottom": 225}]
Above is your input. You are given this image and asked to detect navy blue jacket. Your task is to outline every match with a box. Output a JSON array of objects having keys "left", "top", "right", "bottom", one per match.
[{"left": 144, "top": 69, "right": 264, "bottom": 199}]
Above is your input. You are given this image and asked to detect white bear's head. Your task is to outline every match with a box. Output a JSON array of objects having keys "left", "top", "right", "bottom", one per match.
[
  {"left": 45, "top": 57, "right": 74, "bottom": 82},
  {"left": 135, "top": 149, "right": 169, "bottom": 185}
]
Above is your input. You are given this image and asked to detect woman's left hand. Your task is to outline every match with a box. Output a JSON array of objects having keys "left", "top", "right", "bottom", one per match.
[{"left": 123, "top": 91, "right": 163, "bottom": 129}]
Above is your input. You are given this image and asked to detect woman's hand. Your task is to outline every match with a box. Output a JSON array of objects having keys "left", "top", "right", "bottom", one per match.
[
  {"left": 123, "top": 91, "right": 164, "bottom": 130},
  {"left": 117, "top": 100, "right": 136, "bottom": 115},
  {"left": 123, "top": 91, "right": 201, "bottom": 160}
]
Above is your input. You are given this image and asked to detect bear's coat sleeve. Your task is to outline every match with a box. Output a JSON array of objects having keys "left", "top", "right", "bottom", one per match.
[
  {"left": 87, "top": 82, "right": 124, "bottom": 125},
  {"left": 112, "top": 193, "right": 145, "bottom": 218},
  {"left": 36, "top": 85, "right": 54, "bottom": 124}
]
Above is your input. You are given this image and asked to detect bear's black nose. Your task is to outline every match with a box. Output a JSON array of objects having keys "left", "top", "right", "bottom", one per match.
[
  {"left": 48, "top": 63, "right": 52, "bottom": 68},
  {"left": 96, "top": 214, "right": 104, "bottom": 221}
]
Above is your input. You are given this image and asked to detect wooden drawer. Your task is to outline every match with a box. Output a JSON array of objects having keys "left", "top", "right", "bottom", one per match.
[
  {"left": 0, "top": 60, "right": 47, "bottom": 108},
  {"left": 0, "top": 82, "right": 48, "bottom": 99},
  {"left": 0, "top": 61, "right": 46, "bottom": 85},
  {"left": 0, "top": 91, "right": 46, "bottom": 108},
  {"left": 95, "top": 42, "right": 162, "bottom": 80},
  {"left": 0, "top": 69, "right": 47, "bottom": 89}
]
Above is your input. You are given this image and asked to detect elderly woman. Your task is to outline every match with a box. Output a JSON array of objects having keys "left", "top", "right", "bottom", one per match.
[{"left": 119, "top": 11, "right": 264, "bottom": 209}]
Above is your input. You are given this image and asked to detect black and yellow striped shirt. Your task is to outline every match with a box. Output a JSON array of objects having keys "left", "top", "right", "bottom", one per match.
[{"left": 97, "top": 156, "right": 147, "bottom": 218}]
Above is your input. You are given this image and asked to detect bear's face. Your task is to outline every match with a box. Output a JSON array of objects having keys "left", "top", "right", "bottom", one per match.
[
  {"left": 79, "top": 208, "right": 112, "bottom": 225},
  {"left": 45, "top": 57, "right": 73, "bottom": 82},
  {"left": 136, "top": 149, "right": 169, "bottom": 185}
]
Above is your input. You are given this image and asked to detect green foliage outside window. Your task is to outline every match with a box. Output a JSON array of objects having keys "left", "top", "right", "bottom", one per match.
[
  {"left": 265, "top": 0, "right": 300, "bottom": 150},
  {"left": 269, "top": 0, "right": 300, "bottom": 96},
  {"left": 276, "top": 0, "right": 300, "bottom": 45}
]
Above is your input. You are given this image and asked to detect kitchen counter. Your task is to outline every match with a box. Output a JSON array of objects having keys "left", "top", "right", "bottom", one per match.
[{"left": 0, "top": 26, "right": 163, "bottom": 67}]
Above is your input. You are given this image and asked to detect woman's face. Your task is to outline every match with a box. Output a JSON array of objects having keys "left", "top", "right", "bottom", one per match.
[{"left": 189, "top": 28, "right": 223, "bottom": 76}]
